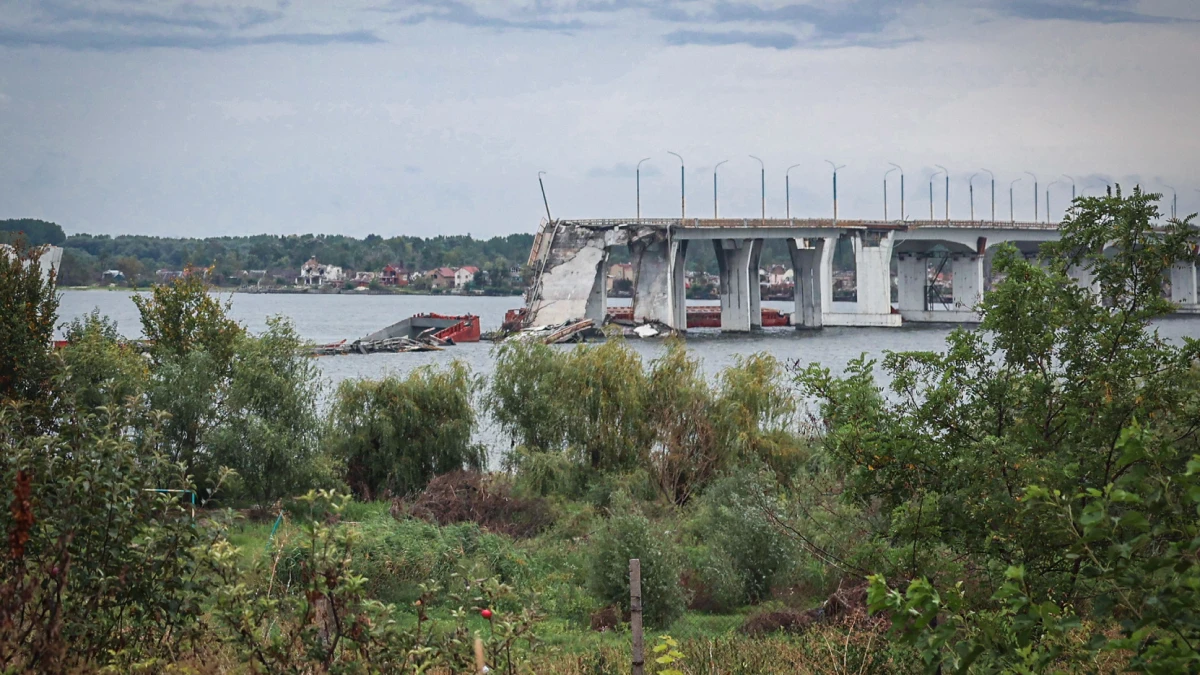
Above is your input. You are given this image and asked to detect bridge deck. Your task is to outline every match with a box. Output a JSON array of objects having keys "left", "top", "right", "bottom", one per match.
[{"left": 557, "top": 218, "right": 1061, "bottom": 231}]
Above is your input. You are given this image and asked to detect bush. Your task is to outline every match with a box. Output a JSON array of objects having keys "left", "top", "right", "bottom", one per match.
[
  {"left": 401, "top": 470, "right": 553, "bottom": 538},
  {"left": 691, "top": 468, "right": 796, "bottom": 605},
  {"left": 587, "top": 506, "right": 687, "bottom": 628},
  {"left": 682, "top": 545, "right": 743, "bottom": 613},
  {"left": 0, "top": 241, "right": 59, "bottom": 429},
  {"left": 209, "top": 316, "right": 328, "bottom": 506},
  {"left": 328, "top": 363, "right": 481, "bottom": 499},
  {"left": 0, "top": 401, "right": 217, "bottom": 671},
  {"left": 60, "top": 310, "right": 148, "bottom": 412}
]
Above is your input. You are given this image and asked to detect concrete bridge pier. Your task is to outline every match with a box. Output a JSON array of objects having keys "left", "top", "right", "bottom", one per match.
[
  {"left": 629, "top": 232, "right": 688, "bottom": 328},
  {"left": 670, "top": 240, "right": 689, "bottom": 330},
  {"left": 1170, "top": 261, "right": 1197, "bottom": 305},
  {"left": 819, "top": 237, "right": 834, "bottom": 314},
  {"left": 951, "top": 254, "right": 985, "bottom": 310},
  {"left": 895, "top": 253, "right": 926, "bottom": 313},
  {"left": 713, "top": 238, "right": 755, "bottom": 332},
  {"left": 827, "top": 230, "right": 901, "bottom": 327},
  {"left": 787, "top": 238, "right": 826, "bottom": 329},
  {"left": 749, "top": 239, "right": 764, "bottom": 329},
  {"left": 1069, "top": 264, "right": 1101, "bottom": 296}
]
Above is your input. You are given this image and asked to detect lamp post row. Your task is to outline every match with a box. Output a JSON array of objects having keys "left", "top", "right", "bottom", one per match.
[{"left": 622, "top": 157, "right": 1179, "bottom": 223}]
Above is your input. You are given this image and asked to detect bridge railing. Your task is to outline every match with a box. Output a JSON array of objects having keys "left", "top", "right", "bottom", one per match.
[{"left": 557, "top": 218, "right": 1062, "bottom": 231}]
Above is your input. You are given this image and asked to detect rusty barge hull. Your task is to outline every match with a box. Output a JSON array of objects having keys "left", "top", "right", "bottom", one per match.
[
  {"left": 361, "top": 313, "right": 481, "bottom": 343},
  {"left": 606, "top": 306, "right": 790, "bottom": 329}
]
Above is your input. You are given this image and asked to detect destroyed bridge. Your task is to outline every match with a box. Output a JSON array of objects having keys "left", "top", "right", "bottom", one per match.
[{"left": 522, "top": 217, "right": 1200, "bottom": 331}]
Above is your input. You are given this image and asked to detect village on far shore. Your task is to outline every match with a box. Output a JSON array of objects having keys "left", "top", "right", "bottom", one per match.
[{"left": 87, "top": 254, "right": 940, "bottom": 302}]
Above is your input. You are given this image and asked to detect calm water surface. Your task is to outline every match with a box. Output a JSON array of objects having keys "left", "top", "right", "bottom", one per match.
[
  {"left": 58, "top": 290, "right": 1200, "bottom": 387},
  {"left": 58, "top": 290, "right": 1200, "bottom": 465}
]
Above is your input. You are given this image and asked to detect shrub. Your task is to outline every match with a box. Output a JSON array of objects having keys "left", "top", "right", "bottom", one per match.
[
  {"left": 488, "top": 341, "right": 567, "bottom": 455},
  {"left": 401, "top": 470, "right": 553, "bottom": 538},
  {"left": 209, "top": 316, "right": 327, "bottom": 506},
  {"left": 682, "top": 545, "right": 743, "bottom": 613},
  {"left": 587, "top": 507, "right": 686, "bottom": 628},
  {"left": 646, "top": 339, "right": 722, "bottom": 504},
  {"left": 328, "top": 363, "right": 481, "bottom": 499},
  {"left": 691, "top": 468, "right": 796, "bottom": 605},
  {"left": 0, "top": 241, "right": 59, "bottom": 429},
  {"left": 0, "top": 401, "right": 217, "bottom": 671},
  {"left": 60, "top": 310, "right": 149, "bottom": 412}
]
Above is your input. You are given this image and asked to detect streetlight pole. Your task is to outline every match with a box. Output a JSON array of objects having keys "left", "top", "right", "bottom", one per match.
[
  {"left": 936, "top": 164, "right": 949, "bottom": 221},
  {"left": 1160, "top": 184, "right": 1177, "bottom": 219},
  {"left": 884, "top": 167, "right": 898, "bottom": 221},
  {"left": 826, "top": 160, "right": 845, "bottom": 222},
  {"left": 969, "top": 173, "right": 979, "bottom": 222},
  {"left": 889, "top": 162, "right": 905, "bottom": 221},
  {"left": 713, "top": 159, "right": 729, "bottom": 218},
  {"left": 538, "top": 171, "right": 552, "bottom": 222},
  {"left": 929, "top": 168, "right": 944, "bottom": 221},
  {"left": 749, "top": 155, "right": 765, "bottom": 223},
  {"left": 786, "top": 164, "right": 801, "bottom": 219},
  {"left": 1046, "top": 180, "right": 1061, "bottom": 223},
  {"left": 1009, "top": 178, "right": 1022, "bottom": 224},
  {"left": 1024, "top": 171, "right": 1038, "bottom": 222},
  {"left": 636, "top": 157, "right": 650, "bottom": 219},
  {"left": 1062, "top": 174, "right": 1076, "bottom": 202},
  {"left": 981, "top": 169, "right": 995, "bottom": 223},
  {"left": 667, "top": 151, "right": 685, "bottom": 219}
]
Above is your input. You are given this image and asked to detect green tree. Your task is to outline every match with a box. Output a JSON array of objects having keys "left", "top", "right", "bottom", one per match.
[
  {"left": 135, "top": 271, "right": 243, "bottom": 477},
  {"left": 133, "top": 269, "right": 242, "bottom": 365},
  {"left": 60, "top": 310, "right": 149, "bottom": 413},
  {"left": 0, "top": 218, "right": 66, "bottom": 246},
  {"left": 802, "top": 188, "right": 1200, "bottom": 671},
  {"left": 210, "top": 317, "right": 327, "bottom": 506},
  {"left": 588, "top": 504, "right": 687, "bottom": 628},
  {"left": 0, "top": 241, "right": 59, "bottom": 429},
  {"left": 328, "top": 364, "right": 481, "bottom": 499},
  {"left": 0, "top": 379, "right": 217, "bottom": 672}
]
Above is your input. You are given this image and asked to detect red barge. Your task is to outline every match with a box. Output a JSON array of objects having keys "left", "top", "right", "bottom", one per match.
[{"left": 505, "top": 306, "right": 790, "bottom": 330}]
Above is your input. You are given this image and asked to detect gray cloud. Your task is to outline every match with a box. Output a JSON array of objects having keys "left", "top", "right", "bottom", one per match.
[
  {"left": 0, "top": 28, "right": 385, "bottom": 51},
  {"left": 996, "top": 0, "right": 1195, "bottom": 24},
  {"left": 665, "top": 29, "right": 798, "bottom": 49},
  {"left": 33, "top": 1, "right": 286, "bottom": 32},
  {"left": 374, "top": 0, "right": 586, "bottom": 32}
]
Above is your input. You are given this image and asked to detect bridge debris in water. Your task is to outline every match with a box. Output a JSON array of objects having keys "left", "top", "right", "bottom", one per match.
[{"left": 311, "top": 313, "right": 480, "bottom": 356}]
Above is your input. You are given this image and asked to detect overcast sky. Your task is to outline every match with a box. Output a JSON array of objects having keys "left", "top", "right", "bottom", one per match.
[{"left": 0, "top": 0, "right": 1197, "bottom": 238}]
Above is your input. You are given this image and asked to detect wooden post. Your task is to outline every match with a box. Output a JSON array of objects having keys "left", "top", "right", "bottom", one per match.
[{"left": 630, "top": 558, "right": 644, "bottom": 675}]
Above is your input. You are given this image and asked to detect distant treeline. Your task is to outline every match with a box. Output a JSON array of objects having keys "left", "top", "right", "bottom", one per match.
[{"left": 3, "top": 217, "right": 851, "bottom": 287}]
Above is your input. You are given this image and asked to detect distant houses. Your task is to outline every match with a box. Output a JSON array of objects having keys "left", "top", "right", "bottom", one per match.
[
  {"left": 289, "top": 257, "right": 497, "bottom": 292},
  {"left": 298, "top": 257, "right": 345, "bottom": 287},
  {"left": 454, "top": 266, "right": 479, "bottom": 288}
]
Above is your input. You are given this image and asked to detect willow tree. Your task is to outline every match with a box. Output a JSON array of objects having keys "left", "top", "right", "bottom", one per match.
[{"left": 800, "top": 188, "right": 1200, "bottom": 671}]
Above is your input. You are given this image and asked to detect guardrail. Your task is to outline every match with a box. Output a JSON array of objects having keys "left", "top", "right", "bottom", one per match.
[{"left": 556, "top": 218, "right": 1061, "bottom": 231}]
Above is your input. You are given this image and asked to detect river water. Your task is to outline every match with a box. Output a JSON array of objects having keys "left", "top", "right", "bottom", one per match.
[
  {"left": 57, "top": 290, "right": 1200, "bottom": 465},
  {"left": 58, "top": 290, "right": 1200, "bottom": 387}
]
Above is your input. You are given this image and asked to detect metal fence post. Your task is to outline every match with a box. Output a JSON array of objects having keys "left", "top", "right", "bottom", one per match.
[{"left": 631, "top": 558, "right": 644, "bottom": 675}]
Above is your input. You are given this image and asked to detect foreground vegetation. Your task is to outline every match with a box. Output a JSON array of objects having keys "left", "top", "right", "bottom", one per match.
[{"left": 2, "top": 188, "right": 1199, "bottom": 673}]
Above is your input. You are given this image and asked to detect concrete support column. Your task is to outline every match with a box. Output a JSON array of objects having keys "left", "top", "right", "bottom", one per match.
[
  {"left": 896, "top": 254, "right": 926, "bottom": 312},
  {"left": 851, "top": 230, "right": 895, "bottom": 316},
  {"left": 713, "top": 238, "right": 753, "bottom": 332},
  {"left": 585, "top": 249, "right": 610, "bottom": 325},
  {"left": 787, "top": 238, "right": 825, "bottom": 329},
  {"left": 951, "top": 255, "right": 985, "bottom": 310},
  {"left": 669, "top": 240, "right": 689, "bottom": 330},
  {"left": 1069, "top": 264, "right": 1100, "bottom": 297},
  {"left": 1170, "top": 261, "right": 1197, "bottom": 305},
  {"left": 630, "top": 234, "right": 673, "bottom": 325},
  {"left": 749, "top": 239, "right": 764, "bottom": 329},
  {"left": 818, "top": 237, "right": 834, "bottom": 314}
]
